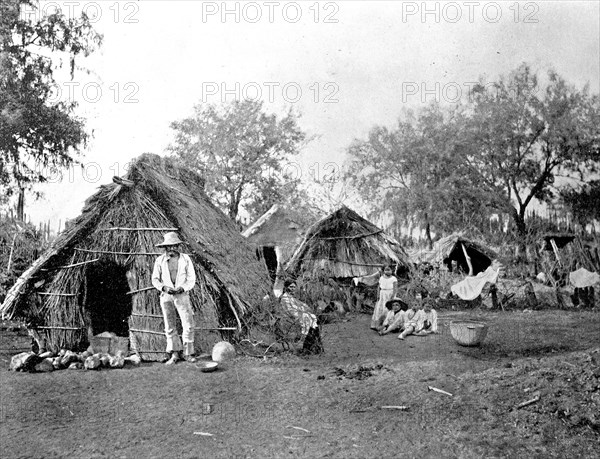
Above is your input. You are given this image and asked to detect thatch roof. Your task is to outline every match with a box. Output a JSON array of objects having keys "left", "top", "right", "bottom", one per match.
[
  {"left": 542, "top": 233, "right": 576, "bottom": 250},
  {"left": 419, "top": 233, "right": 496, "bottom": 275},
  {"left": 0, "top": 154, "right": 272, "bottom": 360},
  {"left": 285, "top": 206, "right": 409, "bottom": 279},
  {"left": 242, "top": 204, "right": 306, "bottom": 263}
]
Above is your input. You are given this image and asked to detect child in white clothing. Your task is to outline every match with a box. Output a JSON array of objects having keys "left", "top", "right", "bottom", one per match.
[
  {"left": 377, "top": 298, "right": 408, "bottom": 335},
  {"left": 414, "top": 299, "right": 438, "bottom": 335},
  {"left": 399, "top": 298, "right": 438, "bottom": 339},
  {"left": 370, "top": 264, "right": 398, "bottom": 330}
]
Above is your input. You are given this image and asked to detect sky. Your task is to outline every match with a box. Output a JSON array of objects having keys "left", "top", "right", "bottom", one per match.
[{"left": 19, "top": 0, "right": 600, "bottom": 229}]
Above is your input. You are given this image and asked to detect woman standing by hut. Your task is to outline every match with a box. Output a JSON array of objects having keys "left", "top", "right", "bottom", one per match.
[{"left": 370, "top": 264, "right": 398, "bottom": 330}]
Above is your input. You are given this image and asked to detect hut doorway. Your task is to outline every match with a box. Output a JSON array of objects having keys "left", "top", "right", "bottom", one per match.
[
  {"left": 84, "top": 260, "right": 132, "bottom": 337},
  {"left": 259, "top": 246, "right": 278, "bottom": 281},
  {"left": 445, "top": 244, "right": 491, "bottom": 275}
]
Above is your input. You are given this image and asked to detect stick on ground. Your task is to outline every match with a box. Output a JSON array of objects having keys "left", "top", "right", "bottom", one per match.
[
  {"left": 427, "top": 386, "right": 453, "bottom": 397},
  {"left": 516, "top": 394, "right": 541, "bottom": 409}
]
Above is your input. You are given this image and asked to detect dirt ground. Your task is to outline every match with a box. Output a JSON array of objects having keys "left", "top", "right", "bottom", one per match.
[{"left": 1, "top": 309, "right": 599, "bottom": 458}]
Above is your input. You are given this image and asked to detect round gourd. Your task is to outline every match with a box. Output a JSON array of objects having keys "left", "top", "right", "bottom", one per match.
[{"left": 211, "top": 341, "right": 235, "bottom": 363}]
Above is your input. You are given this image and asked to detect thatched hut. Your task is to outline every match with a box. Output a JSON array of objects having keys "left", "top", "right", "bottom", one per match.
[
  {"left": 285, "top": 206, "right": 410, "bottom": 280},
  {"left": 426, "top": 233, "right": 496, "bottom": 275},
  {"left": 541, "top": 233, "right": 576, "bottom": 251},
  {"left": 242, "top": 204, "right": 308, "bottom": 280},
  {"left": 0, "top": 217, "right": 44, "bottom": 302},
  {"left": 0, "top": 154, "right": 272, "bottom": 360}
]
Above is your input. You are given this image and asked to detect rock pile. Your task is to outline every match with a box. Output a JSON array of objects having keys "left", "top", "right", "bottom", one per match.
[{"left": 9, "top": 349, "right": 141, "bottom": 373}]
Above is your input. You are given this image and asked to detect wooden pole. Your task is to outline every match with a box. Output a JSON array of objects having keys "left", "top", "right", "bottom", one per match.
[
  {"left": 460, "top": 242, "right": 474, "bottom": 276},
  {"left": 490, "top": 284, "right": 498, "bottom": 309},
  {"left": 126, "top": 286, "right": 156, "bottom": 295},
  {"left": 6, "top": 233, "right": 17, "bottom": 273},
  {"left": 75, "top": 248, "right": 161, "bottom": 256},
  {"left": 37, "top": 292, "right": 77, "bottom": 297},
  {"left": 41, "top": 258, "right": 100, "bottom": 271},
  {"left": 99, "top": 227, "right": 179, "bottom": 231},
  {"left": 550, "top": 238, "right": 561, "bottom": 266}
]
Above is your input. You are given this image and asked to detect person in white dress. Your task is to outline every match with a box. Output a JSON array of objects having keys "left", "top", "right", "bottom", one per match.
[{"left": 370, "top": 265, "right": 398, "bottom": 330}]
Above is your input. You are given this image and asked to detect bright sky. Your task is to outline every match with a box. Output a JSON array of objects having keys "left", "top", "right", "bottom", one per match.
[{"left": 22, "top": 0, "right": 600, "bottom": 229}]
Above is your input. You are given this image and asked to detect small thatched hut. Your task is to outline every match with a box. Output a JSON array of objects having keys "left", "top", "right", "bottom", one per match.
[
  {"left": 426, "top": 233, "right": 496, "bottom": 275},
  {"left": 285, "top": 206, "right": 410, "bottom": 280},
  {"left": 541, "top": 233, "right": 576, "bottom": 251},
  {"left": 0, "top": 154, "right": 272, "bottom": 360},
  {"left": 242, "top": 204, "right": 308, "bottom": 280}
]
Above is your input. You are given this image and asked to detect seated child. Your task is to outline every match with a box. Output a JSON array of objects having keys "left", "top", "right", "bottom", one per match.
[
  {"left": 398, "top": 298, "right": 438, "bottom": 339},
  {"left": 413, "top": 298, "right": 438, "bottom": 336},
  {"left": 377, "top": 298, "right": 408, "bottom": 335}
]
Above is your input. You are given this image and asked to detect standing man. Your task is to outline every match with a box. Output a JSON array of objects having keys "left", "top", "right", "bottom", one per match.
[{"left": 152, "top": 232, "right": 197, "bottom": 365}]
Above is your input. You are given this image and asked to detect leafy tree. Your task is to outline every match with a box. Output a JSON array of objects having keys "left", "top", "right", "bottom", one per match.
[
  {"left": 168, "top": 100, "right": 308, "bottom": 222},
  {"left": 0, "top": 0, "right": 102, "bottom": 215},
  {"left": 561, "top": 180, "right": 600, "bottom": 228},
  {"left": 346, "top": 64, "right": 599, "bottom": 246},
  {"left": 345, "top": 104, "right": 489, "bottom": 247},
  {"left": 464, "top": 63, "right": 600, "bottom": 237}
]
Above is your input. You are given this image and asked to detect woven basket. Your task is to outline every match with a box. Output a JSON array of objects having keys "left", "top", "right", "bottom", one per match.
[{"left": 449, "top": 321, "right": 489, "bottom": 346}]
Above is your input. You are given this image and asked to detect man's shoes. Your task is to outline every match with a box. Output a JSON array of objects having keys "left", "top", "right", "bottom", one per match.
[
  {"left": 165, "top": 353, "right": 179, "bottom": 365},
  {"left": 183, "top": 355, "right": 197, "bottom": 363}
]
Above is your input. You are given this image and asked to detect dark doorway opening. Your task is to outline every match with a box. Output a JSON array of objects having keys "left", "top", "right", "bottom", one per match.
[
  {"left": 84, "top": 260, "right": 132, "bottom": 337},
  {"left": 261, "top": 246, "right": 278, "bottom": 282},
  {"left": 445, "top": 245, "right": 491, "bottom": 276}
]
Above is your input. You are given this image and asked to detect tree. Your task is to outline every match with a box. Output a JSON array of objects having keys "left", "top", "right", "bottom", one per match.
[
  {"left": 345, "top": 65, "right": 599, "bottom": 245},
  {"left": 168, "top": 100, "right": 308, "bottom": 222},
  {"left": 561, "top": 180, "right": 600, "bottom": 229},
  {"left": 0, "top": 0, "right": 102, "bottom": 217},
  {"left": 464, "top": 63, "right": 600, "bottom": 237},
  {"left": 345, "top": 104, "right": 490, "bottom": 247}
]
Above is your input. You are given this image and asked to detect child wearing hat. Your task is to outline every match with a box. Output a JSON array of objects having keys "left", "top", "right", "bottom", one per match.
[{"left": 378, "top": 297, "right": 408, "bottom": 336}]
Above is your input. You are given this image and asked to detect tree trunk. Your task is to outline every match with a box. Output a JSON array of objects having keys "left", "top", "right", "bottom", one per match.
[
  {"left": 424, "top": 213, "right": 433, "bottom": 250},
  {"left": 228, "top": 183, "right": 245, "bottom": 221},
  {"left": 511, "top": 206, "right": 527, "bottom": 257},
  {"left": 490, "top": 284, "right": 499, "bottom": 309},
  {"left": 228, "top": 202, "right": 238, "bottom": 221},
  {"left": 17, "top": 188, "right": 25, "bottom": 221},
  {"left": 228, "top": 191, "right": 241, "bottom": 220},
  {"left": 511, "top": 207, "right": 527, "bottom": 237}
]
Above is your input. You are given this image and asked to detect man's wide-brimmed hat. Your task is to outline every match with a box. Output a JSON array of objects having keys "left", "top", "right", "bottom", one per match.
[
  {"left": 156, "top": 232, "right": 183, "bottom": 247},
  {"left": 385, "top": 297, "right": 408, "bottom": 310}
]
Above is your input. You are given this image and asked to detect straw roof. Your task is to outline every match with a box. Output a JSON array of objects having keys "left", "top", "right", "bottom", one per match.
[
  {"left": 419, "top": 233, "right": 496, "bottom": 275},
  {"left": 0, "top": 154, "right": 272, "bottom": 360},
  {"left": 242, "top": 204, "right": 306, "bottom": 263},
  {"left": 285, "top": 206, "right": 409, "bottom": 279},
  {"left": 542, "top": 233, "right": 576, "bottom": 250}
]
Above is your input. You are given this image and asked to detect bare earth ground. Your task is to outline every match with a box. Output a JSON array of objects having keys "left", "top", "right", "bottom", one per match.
[{"left": 1, "top": 309, "right": 599, "bottom": 459}]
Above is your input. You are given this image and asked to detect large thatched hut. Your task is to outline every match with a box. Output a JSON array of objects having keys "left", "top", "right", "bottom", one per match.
[
  {"left": 285, "top": 206, "right": 410, "bottom": 280},
  {"left": 0, "top": 154, "right": 272, "bottom": 360},
  {"left": 242, "top": 204, "right": 308, "bottom": 280}
]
